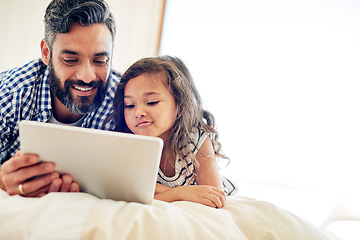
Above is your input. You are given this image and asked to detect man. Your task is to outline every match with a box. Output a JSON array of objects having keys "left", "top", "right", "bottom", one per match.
[{"left": 0, "top": 0, "right": 120, "bottom": 197}]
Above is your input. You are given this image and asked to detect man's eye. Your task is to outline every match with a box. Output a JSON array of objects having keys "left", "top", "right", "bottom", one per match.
[
  {"left": 147, "top": 101, "right": 159, "bottom": 106},
  {"left": 63, "top": 58, "right": 78, "bottom": 64},
  {"left": 94, "top": 58, "right": 108, "bottom": 65},
  {"left": 124, "top": 104, "right": 134, "bottom": 109}
]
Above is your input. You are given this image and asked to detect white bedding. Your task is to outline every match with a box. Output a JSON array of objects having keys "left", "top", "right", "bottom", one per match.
[{"left": 0, "top": 189, "right": 327, "bottom": 240}]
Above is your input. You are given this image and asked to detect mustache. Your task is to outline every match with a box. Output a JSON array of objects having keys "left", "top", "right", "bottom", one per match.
[{"left": 64, "top": 79, "right": 104, "bottom": 88}]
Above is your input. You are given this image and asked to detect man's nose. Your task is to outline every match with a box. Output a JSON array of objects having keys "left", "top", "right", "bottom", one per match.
[{"left": 76, "top": 62, "right": 96, "bottom": 83}]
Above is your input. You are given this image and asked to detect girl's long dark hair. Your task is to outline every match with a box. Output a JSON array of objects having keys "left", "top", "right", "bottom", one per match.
[{"left": 107, "top": 55, "right": 228, "bottom": 165}]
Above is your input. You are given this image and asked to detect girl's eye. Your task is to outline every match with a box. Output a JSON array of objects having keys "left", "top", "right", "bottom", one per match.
[
  {"left": 147, "top": 101, "right": 159, "bottom": 106},
  {"left": 124, "top": 104, "right": 135, "bottom": 109}
]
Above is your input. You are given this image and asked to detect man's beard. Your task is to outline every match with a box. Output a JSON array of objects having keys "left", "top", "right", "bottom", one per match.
[{"left": 48, "top": 63, "right": 109, "bottom": 115}]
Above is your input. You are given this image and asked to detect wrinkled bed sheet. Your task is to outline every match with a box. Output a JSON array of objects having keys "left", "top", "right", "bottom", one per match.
[{"left": 0, "top": 190, "right": 327, "bottom": 240}]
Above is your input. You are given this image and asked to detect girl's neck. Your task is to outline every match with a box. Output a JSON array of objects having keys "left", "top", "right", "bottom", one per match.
[{"left": 160, "top": 141, "right": 176, "bottom": 177}]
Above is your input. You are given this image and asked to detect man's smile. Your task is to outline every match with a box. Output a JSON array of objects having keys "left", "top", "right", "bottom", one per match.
[{"left": 72, "top": 85, "right": 97, "bottom": 96}]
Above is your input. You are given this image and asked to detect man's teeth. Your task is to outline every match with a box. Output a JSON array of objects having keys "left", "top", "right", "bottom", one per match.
[{"left": 74, "top": 86, "right": 94, "bottom": 91}]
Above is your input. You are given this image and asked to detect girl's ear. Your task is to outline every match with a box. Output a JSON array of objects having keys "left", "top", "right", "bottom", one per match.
[{"left": 40, "top": 39, "right": 50, "bottom": 66}]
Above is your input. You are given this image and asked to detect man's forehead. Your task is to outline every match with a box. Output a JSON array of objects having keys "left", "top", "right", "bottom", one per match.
[
  {"left": 59, "top": 49, "right": 111, "bottom": 57},
  {"left": 53, "top": 23, "right": 113, "bottom": 55}
]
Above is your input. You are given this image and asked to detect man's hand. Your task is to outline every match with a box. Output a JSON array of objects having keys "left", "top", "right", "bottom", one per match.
[
  {"left": 1, "top": 151, "right": 79, "bottom": 197},
  {"left": 43, "top": 174, "right": 80, "bottom": 197}
]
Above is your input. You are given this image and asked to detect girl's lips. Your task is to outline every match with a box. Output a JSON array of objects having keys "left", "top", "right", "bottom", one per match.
[{"left": 136, "top": 121, "right": 152, "bottom": 127}]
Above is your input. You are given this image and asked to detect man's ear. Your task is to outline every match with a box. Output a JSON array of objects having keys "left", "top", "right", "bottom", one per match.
[{"left": 40, "top": 39, "right": 50, "bottom": 66}]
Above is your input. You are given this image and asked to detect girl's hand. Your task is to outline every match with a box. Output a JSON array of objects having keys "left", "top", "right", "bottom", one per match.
[
  {"left": 176, "top": 185, "right": 226, "bottom": 208},
  {"left": 154, "top": 184, "right": 226, "bottom": 208}
]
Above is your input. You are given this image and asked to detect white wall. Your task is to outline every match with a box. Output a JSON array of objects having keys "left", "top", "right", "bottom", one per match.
[
  {"left": 0, "top": 0, "right": 164, "bottom": 73},
  {"left": 160, "top": 0, "right": 360, "bottom": 194},
  {"left": 160, "top": 0, "right": 360, "bottom": 225}
]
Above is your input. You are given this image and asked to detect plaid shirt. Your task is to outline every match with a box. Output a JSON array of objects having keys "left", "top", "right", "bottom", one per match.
[{"left": 0, "top": 59, "right": 121, "bottom": 164}]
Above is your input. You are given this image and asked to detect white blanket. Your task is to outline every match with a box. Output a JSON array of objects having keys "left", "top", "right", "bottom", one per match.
[{"left": 0, "top": 190, "right": 327, "bottom": 240}]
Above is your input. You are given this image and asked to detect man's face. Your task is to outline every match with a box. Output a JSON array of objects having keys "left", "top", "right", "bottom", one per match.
[
  {"left": 48, "top": 60, "right": 110, "bottom": 114},
  {"left": 43, "top": 23, "right": 113, "bottom": 115}
]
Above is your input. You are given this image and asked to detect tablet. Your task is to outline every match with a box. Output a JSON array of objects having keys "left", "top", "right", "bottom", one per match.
[{"left": 19, "top": 120, "right": 163, "bottom": 204}]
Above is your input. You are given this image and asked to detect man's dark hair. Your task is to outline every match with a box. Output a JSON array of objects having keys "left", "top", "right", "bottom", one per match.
[{"left": 44, "top": 0, "right": 116, "bottom": 51}]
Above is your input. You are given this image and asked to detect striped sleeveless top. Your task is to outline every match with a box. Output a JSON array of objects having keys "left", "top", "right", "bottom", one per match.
[{"left": 157, "top": 128, "right": 208, "bottom": 188}]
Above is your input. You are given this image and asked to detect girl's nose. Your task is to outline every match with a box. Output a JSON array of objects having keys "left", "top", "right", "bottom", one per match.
[{"left": 135, "top": 106, "right": 147, "bottom": 118}]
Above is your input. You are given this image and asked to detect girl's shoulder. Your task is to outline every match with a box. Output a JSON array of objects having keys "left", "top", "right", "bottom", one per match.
[{"left": 189, "top": 128, "right": 209, "bottom": 155}]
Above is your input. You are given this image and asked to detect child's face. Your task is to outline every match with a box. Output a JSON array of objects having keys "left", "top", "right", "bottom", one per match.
[{"left": 123, "top": 72, "right": 178, "bottom": 140}]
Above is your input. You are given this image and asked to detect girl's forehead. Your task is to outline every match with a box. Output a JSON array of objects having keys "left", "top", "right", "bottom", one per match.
[
  {"left": 125, "top": 71, "right": 170, "bottom": 93},
  {"left": 131, "top": 71, "right": 169, "bottom": 87},
  {"left": 146, "top": 71, "right": 168, "bottom": 85}
]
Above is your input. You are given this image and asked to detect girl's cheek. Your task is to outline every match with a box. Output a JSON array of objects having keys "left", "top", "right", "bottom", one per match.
[{"left": 124, "top": 114, "right": 130, "bottom": 125}]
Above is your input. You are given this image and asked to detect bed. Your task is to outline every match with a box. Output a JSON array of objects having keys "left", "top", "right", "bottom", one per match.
[
  {"left": 320, "top": 193, "right": 360, "bottom": 240},
  {"left": 0, "top": 189, "right": 328, "bottom": 240}
]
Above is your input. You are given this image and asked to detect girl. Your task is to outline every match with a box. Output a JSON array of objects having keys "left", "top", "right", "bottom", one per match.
[{"left": 110, "top": 56, "right": 229, "bottom": 208}]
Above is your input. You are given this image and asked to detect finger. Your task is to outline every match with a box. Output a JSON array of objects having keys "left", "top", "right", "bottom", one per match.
[
  {"left": 60, "top": 175, "right": 72, "bottom": 192},
  {"left": 212, "top": 186, "right": 226, "bottom": 196},
  {"left": 210, "top": 187, "right": 226, "bottom": 204},
  {"left": 1, "top": 154, "right": 38, "bottom": 174},
  {"left": 201, "top": 197, "right": 218, "bottom": 208},
  {"left": 214, "top": 190, "right": 226, "bottom": 206},
  {"left": 48, "top": 178, "right": 62, "bottom": 193},
  {"left": 204, "top": 189, "right": 226, "bottom": 208},
  {"left": 24, "top": 185, "right": 50, "bottom": 197},
  {"left": 206, "top": 195, "right": 222, "bottom": 208},
  {"left": 70, "top": 182, "right": 80, "bottom": 192},
  {"left": 15, "top": 162, "right": 56, "bottom": 183},
  {"left": 19, "top": 172, "right": 60, "bottom": 196}
]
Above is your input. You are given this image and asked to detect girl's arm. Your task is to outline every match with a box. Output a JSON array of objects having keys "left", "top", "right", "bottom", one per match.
[
  {"left": 154, "top": 136, "right": 226, "bottom": 208},
  {"left": 154, "top": 183, "right": 225, "bottom": 208},
  {"left": 154, "top": 182, "right": 171, "bottom": 194},
  {"left": 194, "top": 136, "right": 223, "bottom": 189}
]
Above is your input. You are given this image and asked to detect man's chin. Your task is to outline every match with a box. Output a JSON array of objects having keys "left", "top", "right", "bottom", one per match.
[
  {"left": 68, "top": 104, "right": 95, "bottom": 115},
  {"left": 71, "top": 98, "right": 98, "bottom": 114}
]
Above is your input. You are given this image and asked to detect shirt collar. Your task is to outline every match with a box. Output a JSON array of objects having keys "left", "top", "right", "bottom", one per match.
[{"left": 35, "top": 67, "right": 52, "bottom": 122}]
